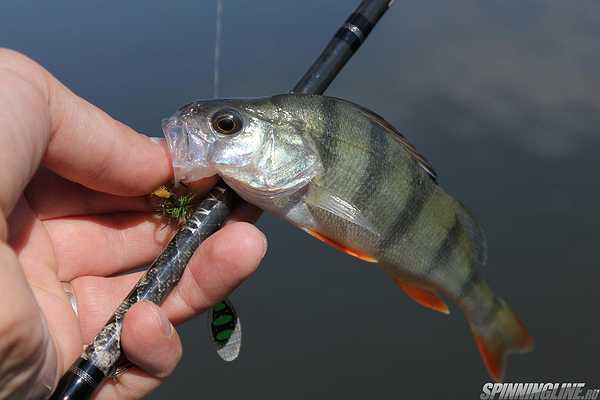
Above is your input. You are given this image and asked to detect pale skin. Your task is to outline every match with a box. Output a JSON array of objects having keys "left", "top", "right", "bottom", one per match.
[{"left": 0, "top": 48, "right": 266, "bottom": 399}]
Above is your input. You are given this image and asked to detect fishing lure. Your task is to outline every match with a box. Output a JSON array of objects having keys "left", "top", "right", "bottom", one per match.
[
  {"left": 151, "top": 185, "right": 242, "bottom": 362},
  {"left": 162, "top": 94, "right": 533, "bottom": 382},
  {"left": 208, "top": 299, "right": 242, "bottom": 362},
  {"left": 152, "top": 185, "right": 198, "bottom": 227}
]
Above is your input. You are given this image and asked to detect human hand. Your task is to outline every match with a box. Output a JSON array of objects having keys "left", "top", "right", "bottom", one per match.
[{"left": 0, "top": 49, "right": 266, "bottom": 399}]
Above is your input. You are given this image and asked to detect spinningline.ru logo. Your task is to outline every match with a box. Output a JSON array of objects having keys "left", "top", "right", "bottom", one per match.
[{"left": 480, "top": 383, "right": 600, "bottom": 400}]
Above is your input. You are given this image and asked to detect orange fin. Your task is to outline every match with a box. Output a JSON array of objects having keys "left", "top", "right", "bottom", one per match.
[
  {"left": 471, "top": 306, "right": 534, "bottom": 382},
  {"left": 303, "top": 228, "right": 378, "bottom": 263},
  {"left": 393, "top": 278, "right": 450, "bottom": 315},
  {"left": 474, "top": 335, "right": 503, "bottom": 383}
]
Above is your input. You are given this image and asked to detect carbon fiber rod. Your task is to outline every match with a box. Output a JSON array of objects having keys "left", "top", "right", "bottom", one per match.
[{"left": 50, "top": 1, "right": 392, "bottom": 398}]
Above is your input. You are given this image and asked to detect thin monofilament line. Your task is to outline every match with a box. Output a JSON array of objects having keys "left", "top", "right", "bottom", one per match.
[{"left": 213, "top": 0, "right": 223, "bottom": 98}]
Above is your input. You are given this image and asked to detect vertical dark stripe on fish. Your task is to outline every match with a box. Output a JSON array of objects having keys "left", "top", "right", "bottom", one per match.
[
  {"left": 480, "top": 297, "right": 502, "bottom": 326},
  {"left": 351, "top": 122, "right": 385, "bottom": 211},
  {"left": 458, "top": 269, "right": 483, "bottom": 300},
  {"left": 378, "top": 164, "right": 434, "bottom": 252},
  {"left": 424, "top": 215, "right": 462, "bottom": 276},
  {"left": 318, "top": 97, "right": 340, "bottom": 171}
]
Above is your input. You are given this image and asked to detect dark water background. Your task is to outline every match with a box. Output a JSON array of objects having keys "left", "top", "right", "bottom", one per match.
[{"left": 2, "top": 1, "right": 599, "bottom": 398}]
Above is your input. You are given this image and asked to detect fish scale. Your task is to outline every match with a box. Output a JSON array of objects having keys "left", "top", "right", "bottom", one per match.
[
  {"left": 351, "top": 120, "right": 388, "bottom": 211},
  {"left": 309, "top": 98, "right": 374, "bottom": 247}
]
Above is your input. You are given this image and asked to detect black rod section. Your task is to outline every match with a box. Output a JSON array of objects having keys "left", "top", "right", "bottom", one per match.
[
  {"left": 292, "top": 0, "right": 392, "bottom": 94},
  {"left": 50, "top": 1, "right": 392, "bottom": 398}
]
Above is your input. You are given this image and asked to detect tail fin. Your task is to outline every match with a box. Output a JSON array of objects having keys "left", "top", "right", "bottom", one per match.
[{"left": 470, "top": 298, "right": 533, "bottom": 382}]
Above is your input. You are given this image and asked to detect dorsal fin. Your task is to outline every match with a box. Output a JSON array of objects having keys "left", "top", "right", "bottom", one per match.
[{"left": 330, "top": 96, "right": 438, "bottom": 182}]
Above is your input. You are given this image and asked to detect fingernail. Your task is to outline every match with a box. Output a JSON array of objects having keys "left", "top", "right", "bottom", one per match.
[
  {"left": 149, "top": 136, "right": 165, "bottom": 144},
  {"left": 260, "top": 233, "right": 268, "bottom": 259},
  {"left": 61, "top": 282, "right": 78, "bottom": 317},
  {"left": 158, "top": 310, "right": 173, "bottom": 337},
  {"left": 145, "top": 301, "right": 173, "bottom": 337}
]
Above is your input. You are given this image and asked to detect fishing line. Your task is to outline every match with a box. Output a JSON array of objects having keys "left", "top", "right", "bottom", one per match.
[{"left": 213, "top": 0, "right": 223, "bottom": 98}]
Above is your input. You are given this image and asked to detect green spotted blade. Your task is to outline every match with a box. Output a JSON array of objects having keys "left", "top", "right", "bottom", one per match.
[{"left": 209, "top": 298, "right": 241, "bottom": 362}]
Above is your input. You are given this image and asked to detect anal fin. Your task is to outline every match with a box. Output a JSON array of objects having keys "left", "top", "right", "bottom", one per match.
[
  {"left": 303, "top": 228, "right": 378, "bottom": 263},
  {"left": 393, "top": 277, "right": 450, "bottom": 315}
]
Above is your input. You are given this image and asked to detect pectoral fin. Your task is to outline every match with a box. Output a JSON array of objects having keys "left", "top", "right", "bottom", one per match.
[
  {"left": 304, "top": 187, "right": 380, "bottom": 237},
  {"left": 303, "top": 228, "right": 378, "bottom": 263},
  {"left": 393, "top": 277, "right": 450, "bottom": 315}
]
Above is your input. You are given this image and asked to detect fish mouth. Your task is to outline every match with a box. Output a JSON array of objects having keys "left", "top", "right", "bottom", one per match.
[{"left": 162, "top": 115, "right": 216, "bottom": 183}]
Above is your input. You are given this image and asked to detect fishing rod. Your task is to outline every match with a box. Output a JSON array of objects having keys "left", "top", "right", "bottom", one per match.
[{"left": 50, "top": 0, "right": 392, "bottom": 398}]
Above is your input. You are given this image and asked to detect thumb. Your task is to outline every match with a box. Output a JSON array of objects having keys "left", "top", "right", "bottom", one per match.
[
  {"left": 121, "top": 301, "right": 182, "bottom": 378},
  {"left": 95, "top": 301, "right": 182, "bottom": 399},
  {"left": 0, "top": 242, "right": 58, "bottom": 399}
]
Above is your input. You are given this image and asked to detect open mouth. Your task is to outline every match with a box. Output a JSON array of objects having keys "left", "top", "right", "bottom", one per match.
[
  {"left": 162, "top": 115, "right": 215, "bottom": 183},
  {"left": 162, "top": 116, "right": 190, "bottom": 183}
]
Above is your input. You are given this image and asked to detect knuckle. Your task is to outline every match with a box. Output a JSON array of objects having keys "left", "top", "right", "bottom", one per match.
[
  {"left": 0, "top": 48, "right": 47, "bottom": 92},
  {"left": 0, "top": 48, "right": 32, "bottom": 67}
]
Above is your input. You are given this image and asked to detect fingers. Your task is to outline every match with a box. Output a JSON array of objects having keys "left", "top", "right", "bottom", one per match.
[
  {"left": 92, "top": 302, "right": 181, "bottom": 400},
  {"left": 0, "top": 50, "right": 52, "bottom": 216},
  {"left": 45, "top": 212, "right": 174, "bottom": 282},
  {"left": 164, "top": 222, "right": 267, "bottom": 322},
  {"left": 121, "top": 302, "right": 181, "bottom": 377},
  {"left": 0, "top": 242, "right": 56, "bottom": 399},
  {"left": 71, "top": 222, "right": 266, "bottom": 339},
  {"left": 0, "top": 49, "right": 173, "bottom": 219},
  {"left": 72, "top": 222, "right": 266, "bottom": 399},
  {"left": 46, "top": 197, "right": 261, "bottom": 281},
  {"left": 25, "top": 168, "right": 221, "bottom": 220},
  {"left": 25, "top": 168, "right": 151, "bottom": 220},
  {"left": 43, "top": 70, "right": 174, "bottom": 197}
]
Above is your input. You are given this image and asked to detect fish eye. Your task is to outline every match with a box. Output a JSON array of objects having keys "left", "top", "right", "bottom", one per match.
[{"left": 211, "top": 109, "right": 243, "bottom": 135}]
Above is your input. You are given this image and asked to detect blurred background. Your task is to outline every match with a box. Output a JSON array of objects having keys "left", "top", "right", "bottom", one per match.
[{"left": 2, "top": 0, "right": 599, "bottom": 398}]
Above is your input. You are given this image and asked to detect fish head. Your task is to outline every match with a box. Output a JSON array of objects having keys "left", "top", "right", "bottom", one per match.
[{"left": 162, "top": 97, "right": 322, "bottom": 200}]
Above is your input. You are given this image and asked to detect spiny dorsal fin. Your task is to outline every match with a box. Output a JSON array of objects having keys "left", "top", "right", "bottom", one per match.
[{"left": 330, "top": 96, "right": 438, "bottom": 182}]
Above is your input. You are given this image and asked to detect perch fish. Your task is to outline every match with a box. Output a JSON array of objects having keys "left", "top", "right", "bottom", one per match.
[{"left": 162, "top": 94, "right": 533, "bottom": 381}]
